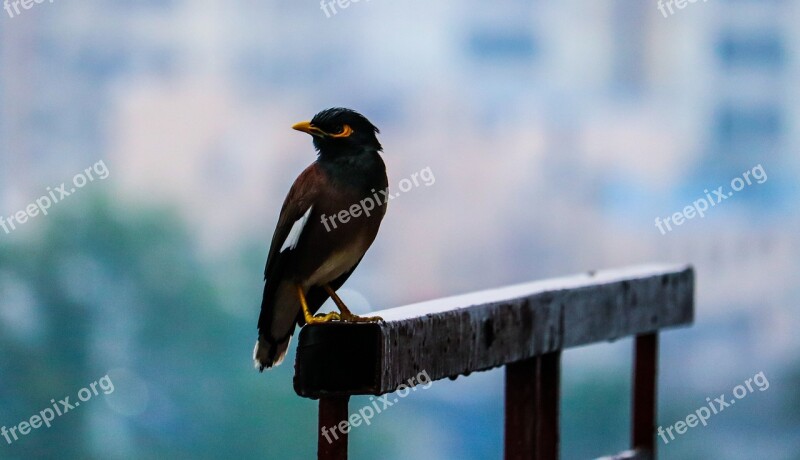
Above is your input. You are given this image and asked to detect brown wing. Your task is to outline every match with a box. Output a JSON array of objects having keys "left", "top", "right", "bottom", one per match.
[
  {"left": 263, "top": 163, "right": 322, "bottom": 281},
  {"left": 258, "top": 163, "right": 323, "bottom": 339}
]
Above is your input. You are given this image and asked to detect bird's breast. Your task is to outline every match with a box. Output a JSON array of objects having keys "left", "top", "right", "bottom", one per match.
[{"left": 304, "top": 232, "right": 371, "bottom": 288}]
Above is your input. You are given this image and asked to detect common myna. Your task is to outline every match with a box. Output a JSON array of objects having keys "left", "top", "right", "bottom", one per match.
[{"left": 254, "top": 108, "right": 388, "bottom": 371}]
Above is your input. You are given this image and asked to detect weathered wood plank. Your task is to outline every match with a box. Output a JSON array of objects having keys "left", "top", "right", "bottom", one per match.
[{"left": 294, "top": 265, "right": 693, "bottom": 398}]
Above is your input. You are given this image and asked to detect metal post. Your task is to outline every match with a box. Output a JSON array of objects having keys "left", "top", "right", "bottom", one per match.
[
  {"left": 505, "top": 351, "right": 561, "bottom": 460},
  {"left": 506, "top": 357, "right": 536, "bottom": 459},
  {"left": 536, "top": 352, "right": 560, "bottom": 460},
  {"left": 632, "top": 333, "right": 658, "bottom": 458},
  {"left": 319, "top": 395, "right": 350, "bottom": 460}
]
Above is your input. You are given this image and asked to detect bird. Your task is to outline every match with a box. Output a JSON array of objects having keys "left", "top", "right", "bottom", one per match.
[{"left": 254, "top": 108, "right": 388, "bottom": 371}]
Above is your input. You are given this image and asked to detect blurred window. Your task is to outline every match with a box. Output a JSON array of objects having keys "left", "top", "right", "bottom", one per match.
[{"left": 716, "top": 32, "right": 785, "bottom": 69}]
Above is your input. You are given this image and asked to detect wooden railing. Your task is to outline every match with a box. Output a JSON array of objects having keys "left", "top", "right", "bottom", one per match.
[{"left": 293, "top": 265, "right": 695, "bottom": 460}]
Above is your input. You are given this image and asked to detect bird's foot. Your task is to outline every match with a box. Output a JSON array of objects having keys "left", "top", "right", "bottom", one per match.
[
  {"left": 320, "top": 285, "right": 383, "bottom": 323},
  {"left": 339, "top": 312, "right": 383, "bottom": 323},
  {"left": 306, "top": 311, "right": 342, "bottom": 324},
  {"left": 305, "top": 311, "right": 383, "bottom": 324}
]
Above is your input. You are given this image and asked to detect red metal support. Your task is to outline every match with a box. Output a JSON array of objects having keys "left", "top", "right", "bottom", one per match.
[
  {"left": 536, "top": 352, "right": 561, "bottom": 460},
  {"left": 505, "top": 351, "right": 561, "bottom": 460},
  {"left": 505, "top": 357, "right": 537, "bottom": 459},
  {"left": 318, "top": 395, "right": 350, "bottom": 460},
  {"left": 631, "top": 333, "right": 659, "bottom": 459}
]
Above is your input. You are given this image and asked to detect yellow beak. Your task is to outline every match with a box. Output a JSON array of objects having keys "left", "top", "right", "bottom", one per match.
[{"left": 292, "top": 121, "right": 326, "bottom": 137}]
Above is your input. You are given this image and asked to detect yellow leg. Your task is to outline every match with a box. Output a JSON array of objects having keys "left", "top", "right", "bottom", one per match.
[
  {"left": 323, "top": 285, "right": 383, "bottom": 323},
  {"left": 298, "top": 284, "right": 341, "bottom": 324}
]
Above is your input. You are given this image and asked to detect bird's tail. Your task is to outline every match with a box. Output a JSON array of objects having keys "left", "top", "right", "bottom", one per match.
[
  {"left": 255, "top": 281, "right": 300, "bottom": 371},
  {"left": 253, "top": 332, "right": 293, "bottom": 372}
]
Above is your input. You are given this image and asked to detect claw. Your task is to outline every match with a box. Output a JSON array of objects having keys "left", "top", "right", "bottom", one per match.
[
  {"left": 340, "top": 312, "right": 383, "bottom": 323},
  {"left": 299, "top": 285, "right": 342, "bottom": 325},
  {"left": 307, "top": 311, "right": 342, "bottom": 324},
  {"left": 322, "top": 284, "right": 383, "bottom": 323}
]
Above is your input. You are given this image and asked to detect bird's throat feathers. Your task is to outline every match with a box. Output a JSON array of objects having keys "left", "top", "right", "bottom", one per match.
[
  {"left": 317, "top": 150, "right": 387, "bottom": 193},
  {"left": 314, "top": 139, "right": 382, "bottom": 157}
]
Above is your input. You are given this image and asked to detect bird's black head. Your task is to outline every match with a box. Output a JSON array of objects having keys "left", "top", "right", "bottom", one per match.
[{"left": 292, "top": 108, "right": 382, "bottom": 156}]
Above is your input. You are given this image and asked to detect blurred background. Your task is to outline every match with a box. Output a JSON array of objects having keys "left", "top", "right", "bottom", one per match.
[{"left": 1, "top": 0, "right": 799, "bottom": 459}]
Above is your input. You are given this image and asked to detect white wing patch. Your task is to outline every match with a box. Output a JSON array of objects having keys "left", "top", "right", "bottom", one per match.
[{"left": 280, "top": 206, "right": 312, "bottom": 253}]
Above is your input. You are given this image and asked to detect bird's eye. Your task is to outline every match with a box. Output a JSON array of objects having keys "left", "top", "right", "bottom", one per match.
[{"left": 329, "top": 124, "right": 353, "bottom": 138}]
